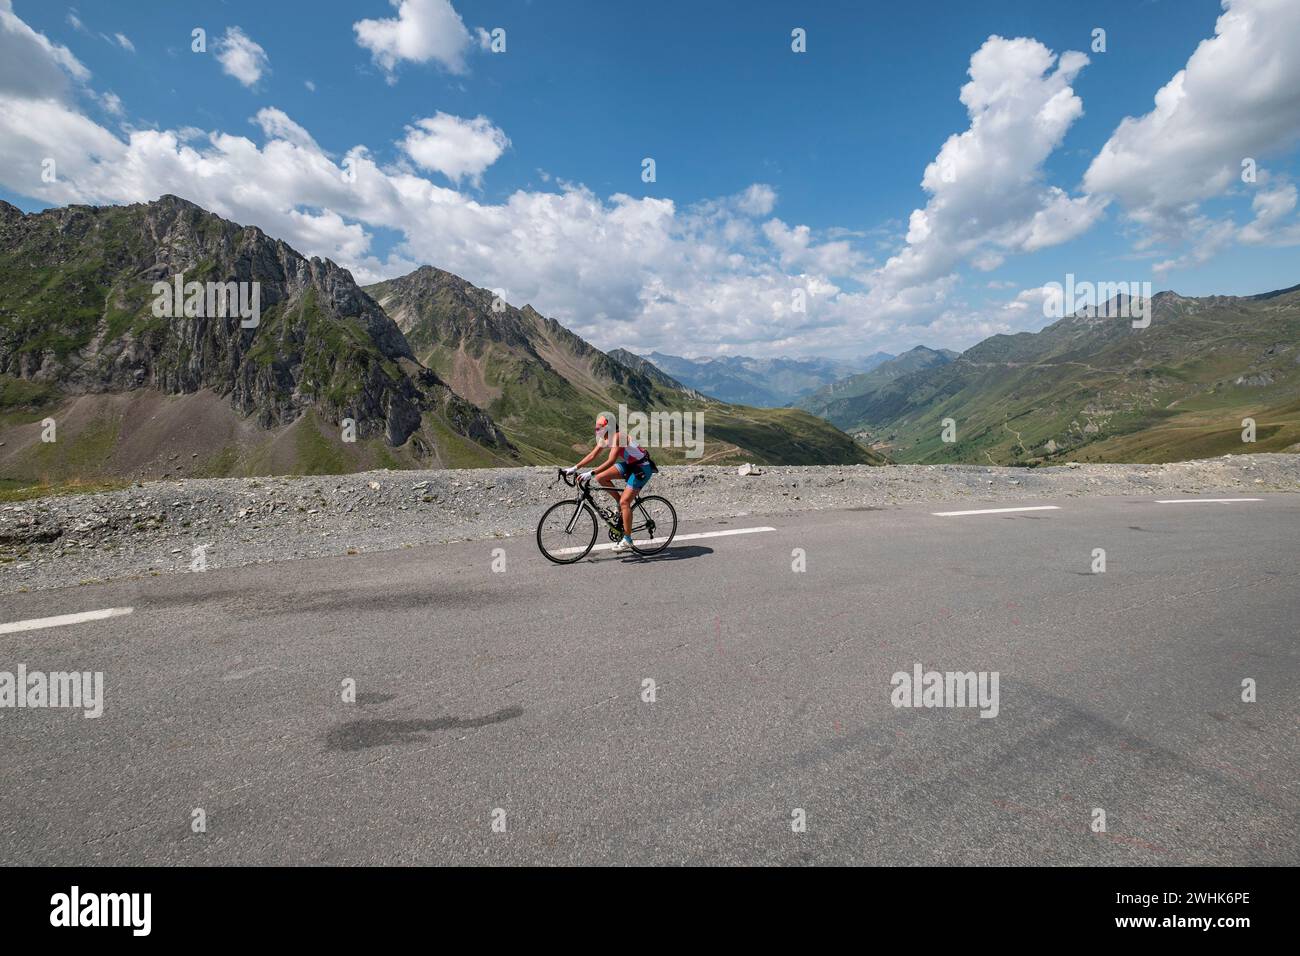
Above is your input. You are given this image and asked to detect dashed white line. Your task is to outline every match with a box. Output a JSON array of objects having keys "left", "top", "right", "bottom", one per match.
[
  {"left": 0, "top": 606, "right": 134, "bottom": 636},
  {"left": 931, "top": 505, "right": 1061, "bottom": 517},
  {"left": 1155, "top": 498, "right": 1262, "bottom": 504},
  {"left": 555, "top": 525, "right": 776, "bottom": 555}
]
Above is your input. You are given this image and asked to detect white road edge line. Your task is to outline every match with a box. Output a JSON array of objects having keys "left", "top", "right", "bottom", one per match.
[
  {"left": 932, "top": 505, "right": 1061, "bottom": 517},
  {"left": 555, "top": 525, "right": 776, "bottom": 556},
  {"left": 1155, "top": 498, "right": 1263, "bottom": 504},
  {"left": 0, "top": 606, "right": 134, "bottom": 636}
]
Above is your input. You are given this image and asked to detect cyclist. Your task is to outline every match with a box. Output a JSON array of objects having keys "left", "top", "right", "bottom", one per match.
[{"left": 566, "top": 414, "right": 655, "bottom": 553}]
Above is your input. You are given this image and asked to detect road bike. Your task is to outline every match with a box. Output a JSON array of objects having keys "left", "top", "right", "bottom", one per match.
[{"left": 536, "top": 468, "right": 678, "bottom": 564}]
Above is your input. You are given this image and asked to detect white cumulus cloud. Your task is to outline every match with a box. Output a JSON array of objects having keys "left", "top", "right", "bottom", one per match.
[
  {"left": 1239, "top": 180, "right": 1300, "bottom": 245},
  {"left": 736, "top": 183, "right": 777, "bottom": 217},
  {"left": 400, "top": 112, "right": 509, "bottom": 185},
  {"left": 1, "top": 0, "right": 89, "bottom": 99},
  {"left": 3, "top": 1, "right": 1298, "bottom": 360},
  {"left": 872, "top": 37, "right": 1104, "bottom": 300},
  {"left": 1084, "top": 0, "right": 1300, "bottom": 246},
  {"left": 215, "top": 27, "right": 269, "bottom": 88},
  {"left": 354, "top": 0, "right": 472, "bottom": 81}
]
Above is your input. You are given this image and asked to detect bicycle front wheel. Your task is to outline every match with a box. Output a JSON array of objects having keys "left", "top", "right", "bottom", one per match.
[
  {"left": 628, "top": 495, "right": 677, "bottom": 555},
  {"left": 537, "top": 500, "right": 599, "bottom": 564}
]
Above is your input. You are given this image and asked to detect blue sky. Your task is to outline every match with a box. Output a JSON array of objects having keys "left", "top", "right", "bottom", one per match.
[{"left": 2, "top": 0, "right": 1298, "bottom": 359}]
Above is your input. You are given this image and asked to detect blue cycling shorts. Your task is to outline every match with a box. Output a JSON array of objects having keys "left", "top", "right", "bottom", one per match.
[{"left": 615, "top": 459, "right": 653, "bottom": 490}]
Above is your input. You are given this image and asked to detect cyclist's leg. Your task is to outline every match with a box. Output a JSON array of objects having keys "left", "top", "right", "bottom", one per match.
[
  {"left": 618, "top": 485, "right": 638, "bottom": 535},
  {"left": 594, "top": 463, "right": 623, "bottom": 507},
  {"left": 619, "top": 465, "right": 650, "bottom": 534}
]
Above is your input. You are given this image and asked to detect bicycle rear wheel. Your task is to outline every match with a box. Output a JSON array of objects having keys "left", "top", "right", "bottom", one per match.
[
  {"left": 537, "top": 500, "right": 599, "bottom": 564},
  {"left": 627, "top": 495, "right": 677, "bottom": 555}
]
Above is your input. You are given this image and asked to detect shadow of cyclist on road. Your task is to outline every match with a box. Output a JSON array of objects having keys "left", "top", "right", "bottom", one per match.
[{"left": 617, "top": 545, "right": 713, "bottom": 562}]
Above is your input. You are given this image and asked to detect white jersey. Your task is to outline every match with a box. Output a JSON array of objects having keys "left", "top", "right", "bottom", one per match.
[{"left": 608, "top": 432, "right": 647, "bottom": 464}]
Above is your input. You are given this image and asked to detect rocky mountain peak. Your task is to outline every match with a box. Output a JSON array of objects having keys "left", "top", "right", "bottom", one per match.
[{"left": 0, "top": 196, "right": 512, "bottom": 466}]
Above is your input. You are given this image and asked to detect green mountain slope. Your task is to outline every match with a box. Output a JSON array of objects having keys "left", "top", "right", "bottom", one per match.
[
  {"left": 606, "top": 348, "right": 702, "bottom": 397},
  {"left": 835, "top": 287, "right": 1300, "bottom": 464},
  {"left": 798, "top": 346, "right": 960, "bottom": 428},
  {"left": 366, "top": 267, "right": 884, "bottom": 466}
]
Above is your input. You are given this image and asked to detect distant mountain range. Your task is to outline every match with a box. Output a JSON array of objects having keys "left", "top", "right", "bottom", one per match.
[
  {"left": 5, "top": 196, "right": 1293, "bottom": 483},
  {"left": 0, "top": 195, "right": 881, "bottom": 486},
  {"left": 631, "top": 350, "right": 894, "bottom": 406},
  {"left": 815, "top": 288, "right": 1300, "bottom": 464},
  {"left": 644, "top": 288, "right": 1300, "bottom": 466},
  {"left": 797, "top": 346, "right": 961, "bottom": 429}
]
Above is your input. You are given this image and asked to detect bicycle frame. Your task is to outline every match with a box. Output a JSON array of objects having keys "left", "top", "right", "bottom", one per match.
[
  {"left": 538, "top": 468, "right": 675, "bottom": 563},
  {"left": 555, "top": 469, "right": 650, "bottom": 536}
]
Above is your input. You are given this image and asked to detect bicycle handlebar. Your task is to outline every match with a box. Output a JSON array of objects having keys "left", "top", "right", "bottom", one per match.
[
  {"left": 556, "top": 468, "right": 635, "bottom": 496},
  {"left": 557, "top": 468, "right": 610, "bottom": 490}
]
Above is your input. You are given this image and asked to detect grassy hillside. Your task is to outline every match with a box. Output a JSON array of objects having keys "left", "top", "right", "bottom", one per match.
[
  {"left": 797, "top": 346, "right": 960, "bottom": 429},
  {"left": 835, "top": 286, "right": 1300, "bottom": 465}
]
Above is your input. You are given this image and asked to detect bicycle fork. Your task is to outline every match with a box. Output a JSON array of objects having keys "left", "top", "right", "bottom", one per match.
[{"left": 563, "top": 500, "right": 587, "bottom": 535}]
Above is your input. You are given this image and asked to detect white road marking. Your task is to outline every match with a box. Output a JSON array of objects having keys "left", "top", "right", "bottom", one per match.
[
  {"left": 1155, "top": 498, "right": 1262, "bottom": 504},
  {"left": 554, "top": 525, "right": 776, "bottom": 556},
  {"left": 932, "top": 505, "right": 1061, "bottom": 517},
  {"left": 0, "top": 606, "right": 134, "bottom": 636}
]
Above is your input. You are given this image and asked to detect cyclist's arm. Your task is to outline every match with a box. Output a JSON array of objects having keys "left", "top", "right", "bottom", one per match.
[{"left": 572, "top": 443, "right": 604, "bottom": 469}]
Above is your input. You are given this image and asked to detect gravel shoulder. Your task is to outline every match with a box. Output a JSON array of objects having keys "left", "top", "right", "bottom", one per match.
[{"left": 2, "top": 454, "right": 1298, "bottom": 595}]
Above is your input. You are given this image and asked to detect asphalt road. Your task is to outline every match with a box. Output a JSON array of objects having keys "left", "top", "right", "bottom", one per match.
[{"left": 1, "top": 494, "right": 1297, "bottom": 865}]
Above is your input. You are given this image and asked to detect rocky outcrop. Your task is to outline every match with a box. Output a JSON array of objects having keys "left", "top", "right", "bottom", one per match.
[{"left": 0, "top": 196, "right": 511, "bottom": 456}]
